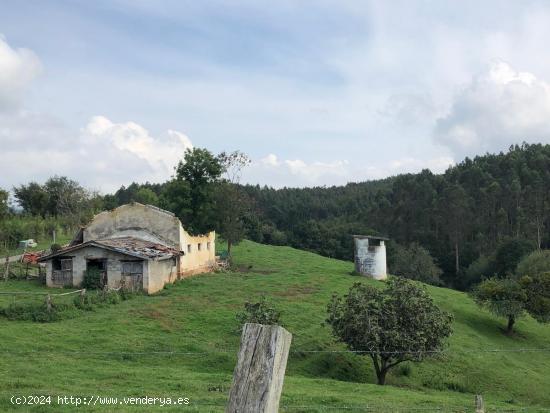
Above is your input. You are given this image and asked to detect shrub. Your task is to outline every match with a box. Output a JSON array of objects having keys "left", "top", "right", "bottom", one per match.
[
  {"left": 516, "top": 250, "right": 550, "bottom": 278},
  {"left": 50, "top": 243, "right": 62, "bottom": 253},
  {"left": 236, "top": 296, "right": 281, "bottom": 327},
  {"left": 390, "top": 242, "right": 443, "bottom": 285},
  {"left": 82, "top": 268, "right": 102, "bottom": 290}
]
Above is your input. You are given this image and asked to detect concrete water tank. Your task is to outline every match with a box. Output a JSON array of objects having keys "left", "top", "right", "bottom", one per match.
[{"left": 353, "top": 235, "right": 388, "bottom": 280}]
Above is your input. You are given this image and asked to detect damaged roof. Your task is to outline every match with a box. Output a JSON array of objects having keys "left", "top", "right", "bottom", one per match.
[{"left": 38, "top": 236, "right": 182, "bottom": 262}]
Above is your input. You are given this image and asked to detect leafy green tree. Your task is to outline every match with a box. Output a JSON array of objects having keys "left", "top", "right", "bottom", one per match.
[
  {"left": 494, "top": 238, "right": 536, "bottom": 276},
  {"left": 159, "top": 179, "right": 191, "bottom": 220},
  {"left": 13, "top": 182, "right": 49, "bottom": 217},
  {"left": 471, "top": 277, "right": 527, "bottom": 334},
  {"left": 215, "top": 151, "right": 252, "bottom": 255},
  {"left": 326, "top": 278, "right": 453, "bottom": 385},
  {"left": 521, "top": 272, "right": 550, "bottom": 323},
  {"left": 0, "top": 189, "right": 8, "bottom": 219},
  {"left": 516, "top": 250, "right": 550, "bottom": 278},
  {"left": 176, "top": 148, "right": 223, "bottom": 234},
  {"left": 390, "top": 242, "right": 442, "bottom": 285},
  {"left": 133, "top": 187, "right": 159, "bottom": 206}
]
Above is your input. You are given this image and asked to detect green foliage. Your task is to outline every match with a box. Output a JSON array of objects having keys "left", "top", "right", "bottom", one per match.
[
  {"left": 326, "top": 278, "right": 453, "bottom": 385},
  {"left": 13, "top": 176, "right": 97, "bottom": 220},
  {"left": 236, "top": 296, "right": 281, "bottom": 327},
  {"left": 133, "top": 187, "right": 159, "bottom": 206},
  {"left": 82, "top": 268, "right": 102, "bottom": 290},
  {"left": 390, "top": 242, "right": 442, "bottom": 285},
  {"left": 471, "top": 277, "right": 527, "bottom": 334},
  {"left": 520, "top": 272, "right": 550, "bottom": 323},
  {"left": 175, "top": 148, "right": 223, "bottom": 234},
  {"left": 464, "top": 254, "right": 494, "bottom": 288},
  {"left": 0, "top": 188, "right": 8, "bottom": 219},
  {"left": 516, "top": 250, "right": 550, "bottom": 277},
  {"left": 50, "top": 243, "right": 62, "bottom": 253},
  {"left": 494, "top": 238, "right": 536, "bottom": 276},
  {"left": 214, "top": 183, "right": 251, "bottom": 254}
]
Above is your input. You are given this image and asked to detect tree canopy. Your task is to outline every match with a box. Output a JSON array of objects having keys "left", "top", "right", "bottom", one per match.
[{"left": 326, "top": 278, "right": 453, "bottom": 385}]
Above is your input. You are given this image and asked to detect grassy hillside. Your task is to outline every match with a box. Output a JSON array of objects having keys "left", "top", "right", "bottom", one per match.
[{"left": 1, "top": 240, "right": 549, "bottom": 412}]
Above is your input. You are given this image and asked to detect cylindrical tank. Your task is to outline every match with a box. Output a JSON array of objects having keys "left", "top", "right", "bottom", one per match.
[{"left": 353, "top": 236, "right": 388, "bottom": 280}]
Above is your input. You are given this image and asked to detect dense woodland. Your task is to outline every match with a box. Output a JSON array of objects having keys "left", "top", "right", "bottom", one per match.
[{"left": 3, "top": 143, "right": 550, "bottom": 290}]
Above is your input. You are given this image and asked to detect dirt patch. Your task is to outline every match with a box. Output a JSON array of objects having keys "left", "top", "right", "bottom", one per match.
[
  {"left": 274, "top": 285, "right": 319, "bottom": 297},
  {"left": 231, "top": 265, "right": 276, "bottom": 275},
  {"left": 137, "top": 306, "right": 179, "bottom": 332}
]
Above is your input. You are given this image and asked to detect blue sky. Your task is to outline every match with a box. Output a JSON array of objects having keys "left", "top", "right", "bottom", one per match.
[{"left": 3, "top": 1, "right": 550, "bottom": 191}]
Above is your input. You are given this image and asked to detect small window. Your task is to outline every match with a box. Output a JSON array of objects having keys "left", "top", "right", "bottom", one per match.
[
  {"left": 187, "top": 244, "right": 192, "bottom": 253},
  {"left": 198, "top": 243, "right": 202, "bottom": 251},
  {"left": 122, "top": 261, "right": 143, "bottom": 276},
  {"left": 207, "top": 242, "right": 211, "bottom": 250}
]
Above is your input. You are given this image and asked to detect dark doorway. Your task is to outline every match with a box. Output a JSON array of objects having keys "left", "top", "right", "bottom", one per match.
[{"left": 87, "top": 259, "right": 107, "bottom": 288}]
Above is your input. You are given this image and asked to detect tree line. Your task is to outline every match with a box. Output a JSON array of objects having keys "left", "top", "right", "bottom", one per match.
[{"left": 4, "top": 143, "right": 550, "bottom": 291}]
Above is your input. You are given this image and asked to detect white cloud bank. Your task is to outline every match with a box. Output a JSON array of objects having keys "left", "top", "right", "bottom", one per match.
[
  {"left": 0, "top": 113, "right": 193, "bottom": 192},
  {"left": 243, "top": 153, "right": 453, "bottom": 188},
  {"left": 0, "top": 35, "right": 41, "bottom": 111},
  {"left": 435, "top": 61, "right": 550, "bottom": 158}
]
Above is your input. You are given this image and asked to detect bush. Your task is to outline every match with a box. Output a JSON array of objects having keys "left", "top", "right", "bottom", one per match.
[
  {"left": 50, "top": 243, "right": 62, "bottom": 253},
  {"left": 236, "top": 296, "right": 281, "bottom": 327},
  {"left": 516, "top": 250, "right": 550, "bottom": 277},
  {"left": 464, "top": 255, "right": 494, "bottom": 288},
  {"left": 82, "top": 268, "right": 102, "bottom": 290},
  {"left": 494, "top": 238, "right": 536, "bottom": 276},
  {"left": 390, "top": 242, "right": 443, "bottom": 285}
]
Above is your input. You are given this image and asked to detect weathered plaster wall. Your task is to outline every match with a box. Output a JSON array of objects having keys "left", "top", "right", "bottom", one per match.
[
  {"left": 83, "top": 203, "right": 181, "bottom": 247},
  {"left": 145, "top": 259, "right": 178, "bottom": 294},
  {"left": 179, "top": 229, "right": 216, "bottom": 277},
  {"left": 45, "top": 246, "right": 140, "bottom": 289},
  {"left": 354, "top": 238, "right": 387, "bottom": 280}
]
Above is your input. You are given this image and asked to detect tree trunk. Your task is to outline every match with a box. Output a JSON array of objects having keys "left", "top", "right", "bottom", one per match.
[
  {"left": 227, "top": 240, "right": 232, "bottom": 256},
  {"left": 455, "top": 240, "right": 460, "bottom": 275},
  {"left": 506, "top": 315, "right": 515, "bottom": 335},
  {"left": 376, "top": 368, "right": 387, "bottom": 385}
]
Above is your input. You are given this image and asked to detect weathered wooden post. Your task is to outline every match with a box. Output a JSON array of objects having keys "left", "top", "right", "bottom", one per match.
[
  {"left": 226, "top": 323, "right": 292, "bottom": 413},
  {"left": 475, "top": 395, "right": 485, "bottom": 413},
  {"left": 4, "top": 255, "right": 9, "bottom": 281},
  {"left": 80, "top": 289, "right": 86, "bottom": 305},
  {"left": 46, "top": 294, "right": 52, "bottom": 313}
]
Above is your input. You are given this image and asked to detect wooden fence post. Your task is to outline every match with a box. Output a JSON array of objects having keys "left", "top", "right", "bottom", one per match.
[
  {"left": 4, "top": 255, "right": 9, "bottom": 281},
  {"left": 226, "top": 323, "right": 292, "bottom": 413},
  {"left": 475, "top": 395, "right": 485, "bottom": 413},
  {"left": 80, "top": 289, "right": 86, "bottom": 305},
  {"left": 46, "top": 294, "right": 52, "bottom": 313}
]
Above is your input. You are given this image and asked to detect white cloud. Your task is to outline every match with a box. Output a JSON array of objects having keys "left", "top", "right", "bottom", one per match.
[
  {"left": 0, "top": 35, "right": 42, "bottom": 111},
  {"left": 434, "top": 61, "right": 550, "bottom": 158},
  {"left": 0, "top": 113, "right": 193, "bottom": 192},
  {"left": 245, "top": 153, "right": 453, "bottom": 188}
]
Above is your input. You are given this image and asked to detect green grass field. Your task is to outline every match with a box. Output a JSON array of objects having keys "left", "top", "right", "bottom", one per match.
[{"left": 1, "top": 240, "right": 549, "bottom": 412}]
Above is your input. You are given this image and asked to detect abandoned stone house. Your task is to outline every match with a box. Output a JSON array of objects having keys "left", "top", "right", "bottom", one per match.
[{"left": 38, "top": 203, "right": 216, "bottom": 294}]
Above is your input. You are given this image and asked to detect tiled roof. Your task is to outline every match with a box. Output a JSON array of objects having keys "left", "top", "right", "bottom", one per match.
[{"left": 38, "top": 236, "right": 181, "bottom": 262}]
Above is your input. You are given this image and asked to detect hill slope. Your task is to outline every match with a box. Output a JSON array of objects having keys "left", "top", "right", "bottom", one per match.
[{"left": 1, "top": 240, "right": 549, "bottom": 412}]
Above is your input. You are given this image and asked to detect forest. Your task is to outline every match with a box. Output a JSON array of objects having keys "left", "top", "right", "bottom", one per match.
[{"left": 3, "top": 143, "right": 550, "bottom": 291}]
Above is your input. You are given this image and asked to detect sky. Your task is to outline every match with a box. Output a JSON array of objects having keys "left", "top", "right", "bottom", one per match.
[{"left": 3, "top": 1, "right": 550, "bottom": 192}]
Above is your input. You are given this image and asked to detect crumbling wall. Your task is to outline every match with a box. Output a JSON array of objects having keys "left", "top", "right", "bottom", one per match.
[{"left": 83, "top": 203, "right": 180, "bottom": 247}]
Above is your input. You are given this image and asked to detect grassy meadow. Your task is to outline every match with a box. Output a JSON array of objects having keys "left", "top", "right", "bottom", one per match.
[{"left": 0, "top": 240, "right": 549, "bottom": 412}]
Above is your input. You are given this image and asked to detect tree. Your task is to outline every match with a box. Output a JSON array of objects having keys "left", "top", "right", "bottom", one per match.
[
  {"left": 494, "top": 238, "right": 536, "bottom": 276},
  {"left": 521, "top": 272, "right": 550, "bottom": 323},
  {"left": 215, "top": 151, "right": 252, "bottom": 255},
  {"left": 0, "top": 189, "right": 8, "bottom": 219},
  {"left": 176, "top": 148, "right": 223, "bottom": 234},
  {"left": 326, "top": 278, "right": 453, "bottom": 385},
  {"left": 390, "top": 242, "right": 442, "bottom": 285},
  {"left": 516, "top": 250, "right": 550, "bottom": 278},
  {"left": 471, "top": 277, "right": 527, "bottom": 334},
  {"left": 13, "top": 182, "right": 49, "bottom": 217},
  {"left": 133, "top": 187, "right": 159, "bottom": 206}
]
